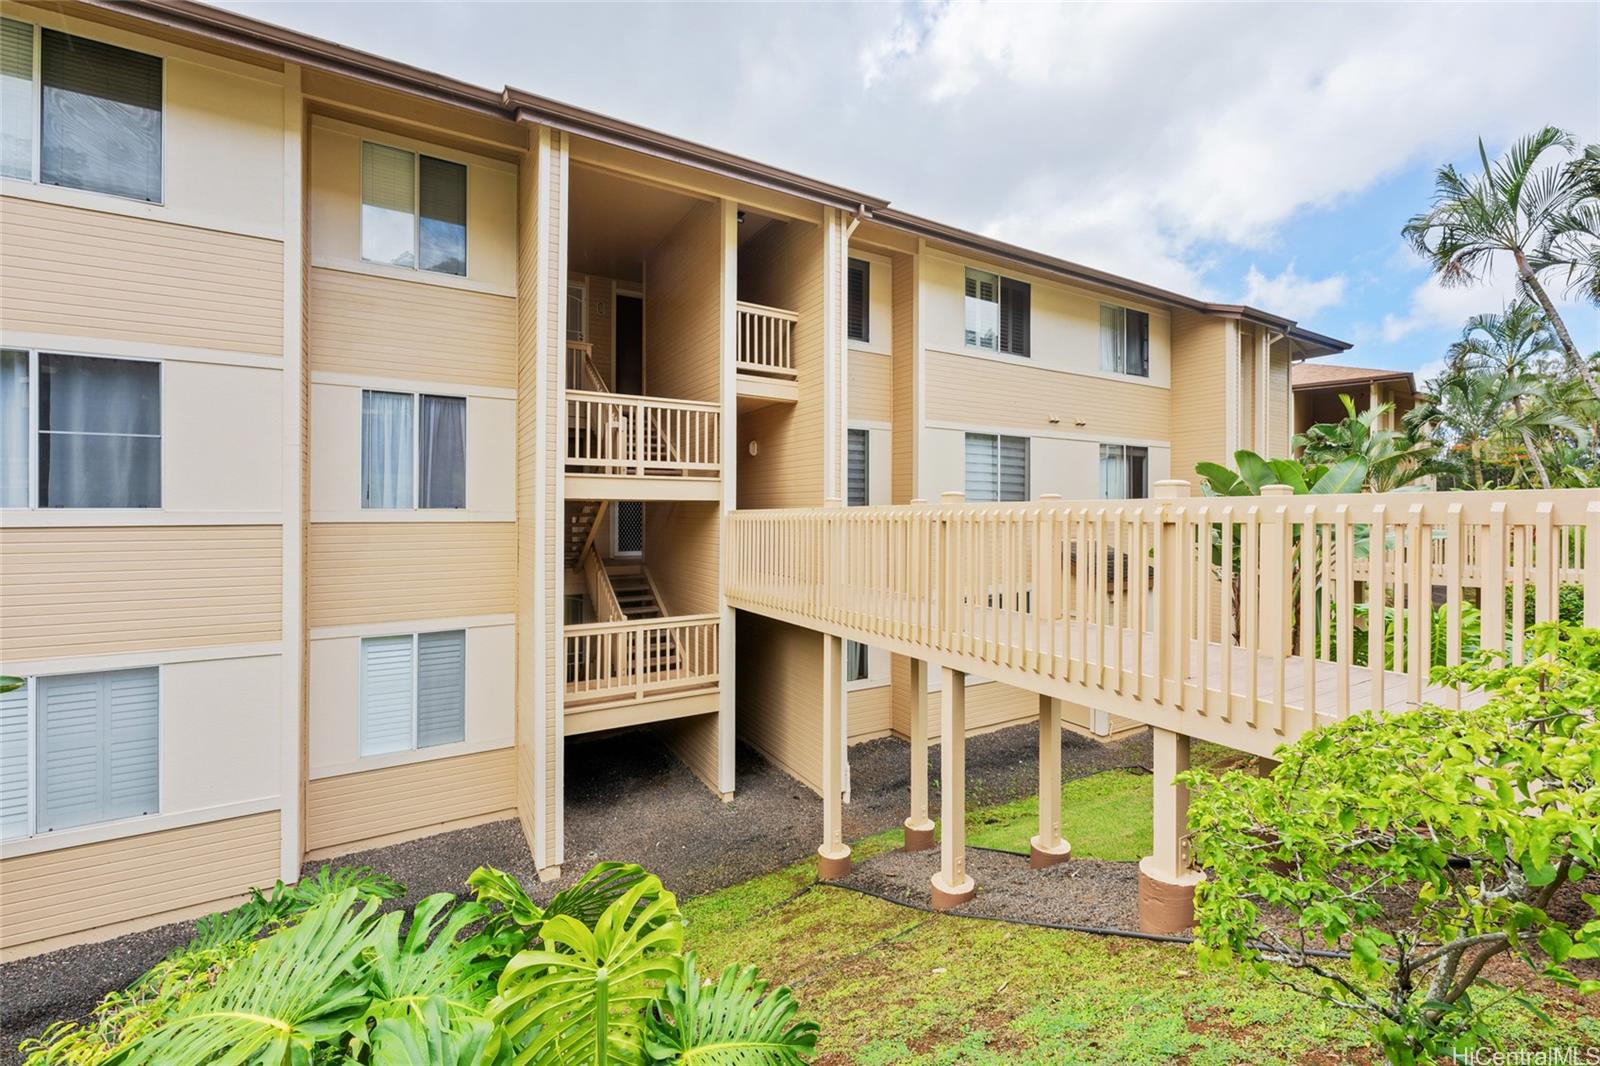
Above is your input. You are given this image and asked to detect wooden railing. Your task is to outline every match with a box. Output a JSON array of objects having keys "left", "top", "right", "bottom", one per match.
[
  {"left": 566, "top": 391, "right": 720, "bottom": 478},
  {"left": 567, "top": 341, "right": 608, "bottom": 393},
  {"left": 564, "top": 614, "right": 720, "bottom": 705},
  {"left": 726, "top": 486, "right": 1600, "bottom": 757},
  {"left": 736, "top": 301, "right": 798, "bottom": 380},
  {"left": 583, "top": 548, "right": 624, "bottom": 623}
]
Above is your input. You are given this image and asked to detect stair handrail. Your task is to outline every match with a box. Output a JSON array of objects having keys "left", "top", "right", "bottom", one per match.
[
  {"left": 567, "top": 341, "right": 610, "bottom": 393},
  {"left": 584, "top": 548, "right": 626, "bottom": 623},
  {"left": 571, "top": 500, "right": 610, "bottom": 568}
]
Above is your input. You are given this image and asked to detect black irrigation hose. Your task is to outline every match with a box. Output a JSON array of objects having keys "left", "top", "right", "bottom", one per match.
[{"left": 819, "top": 870, "right": 1352, "bottom": 961}]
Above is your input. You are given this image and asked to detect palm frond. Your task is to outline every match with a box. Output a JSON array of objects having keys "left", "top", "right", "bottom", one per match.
[{"left": 642, "top": 954, "right": 818, "bottom": 1065}]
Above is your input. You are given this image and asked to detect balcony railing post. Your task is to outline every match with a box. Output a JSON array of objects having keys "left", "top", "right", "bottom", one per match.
[{"left": 1153, "top": 480, "right": 1190, "bottom": 704}]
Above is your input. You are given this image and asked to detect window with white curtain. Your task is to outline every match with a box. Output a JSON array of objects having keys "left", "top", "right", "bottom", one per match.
[
  {"left": 360, "top": 631, "right": 466, "bottom": 757},
  {"left": 1, "top": 20, "right": 163, "bottom": 201},
  {"left": 362, "top": 141, "right": 467, "bottom": 276},
  {"left": 1099, "top": 305, "right": 1151, "bottom": 378},
  {"left": 1, "top": 668, "right": 160, "bottom": 840},
  {"left": 361, "top": 389, "right": 465, "bottom": 509},
  {"left": 964, "top": 432, "right": 1028, "bottom": 502},
  {"left": 0, "top": 350, "right": 161, "bottom": 509},
  {"left": 1099, "top": 443, "right": 1150, "bottom": 499}
]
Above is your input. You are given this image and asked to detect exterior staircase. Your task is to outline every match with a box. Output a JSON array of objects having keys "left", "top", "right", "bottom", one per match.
[
  {"left": 565, "top": 500, "right": 606, "bottom": 568},
  {"left": 607, "top": 565, "right": 666, "bottom": 620}
]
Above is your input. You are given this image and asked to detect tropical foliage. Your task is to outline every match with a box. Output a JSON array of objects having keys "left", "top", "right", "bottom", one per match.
[
  {"left": 1182, "top": 623, "right": 1600, "bottom": 1064},
  {"left": 21, "top": 862, "right": 817, "bottom": 1066}
]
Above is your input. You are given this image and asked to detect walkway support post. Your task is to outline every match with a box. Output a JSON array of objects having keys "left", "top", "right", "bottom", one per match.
[
  {"left": 930, "top": 665, "right": 976, "bottom": 909},
  {"left": 817, "top": 630, "right": 851, "bottom": 879},
  {"left": 1139, "top": 726, "right": 1201, "bottom": 932},
  {"left": 903, "top": 656, "right": 935, "bottom": 851},
  {"left": 1030, "top": 693, "right": 1071, "bottom": 868}
]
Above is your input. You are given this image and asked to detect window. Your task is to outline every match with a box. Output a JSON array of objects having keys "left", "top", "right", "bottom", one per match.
[
  {"left": 360, "top": 631, "right": 466, "bottom": 757},
  {"left": 567, "top": 282, "right": 586, "bottom": 342},
  {"left": 1099, "top": 444, "right": 1149, "bottom": 499},
  {"left": 0, "top": 19, "right": 164, "bottom": 201},
  {"left": 1099, "top": 305, "right": 1150, "bottom": 378},
  {"left": 845, "top": 427, "right": 869, "bottom": 680},
  {"left": 847, "top": 258, "right": 870, "bottom": 343},
  {"left": 846, "top": 428, "right": 869, "bottom": 507},
  {"left": 1, "top": 350, "right": 162, "bottom": 509},
  {"left": 1, "top": 668, "right": 160, "bottom": 840},
  {"left": 361, "top": 141, "right": 467, "bottom": 276},
  {"left": 964, "top": 433, "right": 1028, "bottom": 502},
  {"left": 965, "top": 268, "right": 1029, "bottom": 356},
  {"left": 613, "top": 501, "right": 644, "bottom": 556},
  {"left": 361, "top": 390, "right": 466, "bottom": 509}
]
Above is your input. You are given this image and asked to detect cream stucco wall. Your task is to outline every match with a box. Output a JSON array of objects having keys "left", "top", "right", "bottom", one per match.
[
  {"left": 309, "top": 382, "right": 515, "bottom": 518},
  {"left": 848, "top": 249, "right": 894, "bottom": 357},
  {"left": 164, "top": 361, "right": 284, "bottom": 513},
  {"left": 307, "top": 619, "right": 514, "bottom": 779}
]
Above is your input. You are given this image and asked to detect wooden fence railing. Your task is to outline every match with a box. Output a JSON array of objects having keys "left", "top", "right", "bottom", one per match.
[
  {"left": 726, "top": 485, "right": 1600, "bottom": 755},
  {"left": 567, "top": 341, "right": 608, "bottom": 393},
  {"left": 735, "top": 301, "right": 798, "bottom": 379},
  {"left": 564, "top": 614, "right": 720, "bottom": 706},
  {"left": 566, "top": 391, "right": 720, "bottom": 478}
]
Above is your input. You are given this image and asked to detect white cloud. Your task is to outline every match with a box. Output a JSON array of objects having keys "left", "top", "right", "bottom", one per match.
[
  {"left": 1241, "top": 265, "right": 1347, "bottom": 321},
  {"left": 1379, "top": 262, "right": 1521, "bottom": 343}
]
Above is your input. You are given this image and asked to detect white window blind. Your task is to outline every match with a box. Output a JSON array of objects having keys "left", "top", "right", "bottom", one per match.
[
  {"left": 1, "top": 349, "right": 27, "bottom": 508},
  {"left": 965, "top": 433, "right": 1028, "bottom": 502},
  {"left": 417, "top": 631, "right": 466, "bottom": 748},
  {"left": 40, "top": 29, "right": 162, "bottom": 203},
  {"left": 847, "top": 258, "right": 869, "bottom": 343},
  {"left": 0, "top": 685, "right": 28, "bottom": 839},
  {"left": 964, "top": 269, "right": 999, "bottom": 351},
  {"left": 846, "top": 428, "right": 869, "bottom": 507},
  {"left": 360, "top": 635, "right": 415, "bottom": 757},
  {"left": 0, "top": 18, "right": 32, "bottom": 181},
  {"left": 38, "top": 353, "right": 160, "bottom": 508},
  {"left": 360, "top": 631, "right": 466, "bottom": 756},
  {"left": 362, "top": 142, "right": 417, "bottom": 268},
  {"left": 36, "top": 668, "right": 158, "bottom": 834}
]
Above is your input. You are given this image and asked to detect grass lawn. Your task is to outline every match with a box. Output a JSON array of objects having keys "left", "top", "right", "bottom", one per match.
[
  {"left": 681, "top": 786, "right": 1600, "bottom": 1064},
  {"left": 966, "top": 768, "right": 1151, "bottom": 860}
]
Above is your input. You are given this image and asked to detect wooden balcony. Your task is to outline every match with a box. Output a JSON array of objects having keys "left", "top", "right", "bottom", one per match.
[
  {"left": 563, "top": 614, "right": 721, "bottom": 735},
  {"left": 565, "top": 391, "right": 721, "bottom": 502},
  {"left": 726, "top": 487, "right": 1600, "bottom": 760},
  {"left": 735, "top": 300, "right": 799, "bottom": 409}
]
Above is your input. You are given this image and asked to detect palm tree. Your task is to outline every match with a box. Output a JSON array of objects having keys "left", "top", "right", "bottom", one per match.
[
  {"left": 1548, "top": 143, "right": 1600, "bottom": 304},
  {"left": 1444, "top": 300, "right": 1562, "bottom": 487},
  {"left": 1403, "top": 127, "right": 1600, "bottom": 404},
  {"left": 1407, "top": 370, "right": 1577, "bottom": 488}
]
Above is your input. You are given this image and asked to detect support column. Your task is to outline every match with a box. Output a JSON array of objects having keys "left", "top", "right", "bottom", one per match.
[
  {"left": 903, "top": 657, "right": 934, "bottom": 851},
  {"left": 1030, "top": 694, "right": 1071, "bottom": 868},
  {"left": 817, "top": 631, "right": 851, "bottom": 880},
  {"left": 930, "top": 666, "right": 975, "bottom": 909},
  {"left": 1138, "top": 726, "right": 1202, "bottom": 932}
]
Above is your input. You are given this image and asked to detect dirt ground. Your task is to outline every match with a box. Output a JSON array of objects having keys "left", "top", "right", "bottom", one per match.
[{"left": 0, "top": 722, "right": 1152, "bottom": 1061}]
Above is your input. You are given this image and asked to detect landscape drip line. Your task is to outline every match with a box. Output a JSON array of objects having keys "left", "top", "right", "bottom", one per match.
[{"left": 819, "top": 878, "right": 1350, "bottom": 961}]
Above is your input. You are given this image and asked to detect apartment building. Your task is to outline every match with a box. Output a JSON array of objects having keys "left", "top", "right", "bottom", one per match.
[{"left": 0, "top": 0, "right": 1350, "bottom": 956}]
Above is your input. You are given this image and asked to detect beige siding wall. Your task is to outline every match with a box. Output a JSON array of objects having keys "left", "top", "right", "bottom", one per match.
[
  {"left": 305, "top": 748, "right": 515, "bottom": 854},
  {"left": 642, "top": 200, "right": 722, "bottom": 403},
  {"left": 0, "top": 526, "right": 282, "bottom": 660},
  {"left": 514, "top": 132, "right": 544, "bottom": 866},
  {"left": 923, "top": 349, "right": 1171, "bottom": 443},
  {"left": 890, "top": 250, "right": 917, "bottom": 505},
  {"left": 655, "top": 713, "right": 723, "bottom": 795},
  {"left": 735, "top": 613, "right": 821, "bottom": 791},
  {"left": 0, "top": 197, "right": 284, "bottom": 356},
  {"left": 306, "top": 523, "right": 515, "bottom": 627},
  {"left": 1168, "top": 309, "right": 1228, "bottom": 490},
  {"left": 0, "top": 812, "right": 280, "bottom": 954},
  {"left": 307, "top": 268, "right": 516, "bottom": 388},
  {"left": 736, "top": 220, "right": 826, "bottom": 509},
  {"left": 571, "top": 274, "right": 618, "bottom": 388},
  {"left": 643, "top": 502, "right": 720, "bottom": 616},
  {"left": 848, "top": 350, "right": 892, "bottom": 423},
  {"left": 848, "top": 684, "right": 891, "bottom": 741},
  {"left": 1269, "top": 345, "right": 1292, "bottom": 456}
]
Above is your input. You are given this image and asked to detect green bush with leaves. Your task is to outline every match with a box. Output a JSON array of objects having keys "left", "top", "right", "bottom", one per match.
[
  {"left": 22, "top": 861, "right": 817, "bottom": 1066},
  {"left": 1181, "top": 623, "right": 1600, "bottom": 1064}
]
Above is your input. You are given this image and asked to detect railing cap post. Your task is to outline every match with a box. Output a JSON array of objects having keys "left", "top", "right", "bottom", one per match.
[
  {"left": 910, "top": 497, "right": 928, "bottom": 506},
  {"left": 1037, "top": 493, "right": 1063, "bottom": 501},
  {"left": 1153, "top": 479, "right": 1191, "bottom": 500},
  {"left": 940, "top": 491, "right": 966, "bottom": 506},
  {"left": 1260, "top": 484, "right": 1294, "bottom": 497},
  {"left": 824, "top": 496, "right": 844, "bottom": 509}
]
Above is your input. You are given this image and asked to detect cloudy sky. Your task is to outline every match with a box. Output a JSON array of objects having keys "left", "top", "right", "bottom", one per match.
[{"left": 227, "top": 0, "right": 1598, "bottom": 380}]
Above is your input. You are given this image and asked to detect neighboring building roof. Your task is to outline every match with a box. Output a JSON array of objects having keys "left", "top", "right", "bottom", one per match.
[
  {"left": 1292, "top": 363, "right": 1416, "bottom": 392},
  {"left": 91, "top": 0, "right": 1352, "bottom": 356}
]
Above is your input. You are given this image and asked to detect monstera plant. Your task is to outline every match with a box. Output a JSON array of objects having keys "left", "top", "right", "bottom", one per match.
[{"left": 30, "top": 862, "right": 818, "bottom": 1066}]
